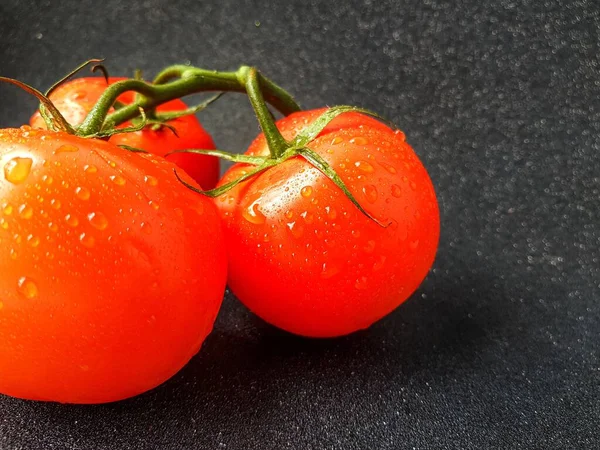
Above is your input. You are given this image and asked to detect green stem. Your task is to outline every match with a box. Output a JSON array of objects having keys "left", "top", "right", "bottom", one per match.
[
  {"left": 238, "top": 66, "right": 289, "bottom": 158},
  {"left": 77, "top": 65, "right": 301, "bottom": 137}
]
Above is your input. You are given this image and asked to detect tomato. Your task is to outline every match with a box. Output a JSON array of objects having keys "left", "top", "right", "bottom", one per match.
[
  {"left": 30, "top": 77, "right": 219, "bottom": 189},
  {"left": 0, "top": 126, "right": 227, "bottom": 403},
  {"left": 216, "top": 109, "right": 439, "bottom": 337}
]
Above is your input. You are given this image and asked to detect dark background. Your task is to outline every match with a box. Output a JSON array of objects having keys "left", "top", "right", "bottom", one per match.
[{"left": 1, "top": 0, "right": 599, "bottom": 448}]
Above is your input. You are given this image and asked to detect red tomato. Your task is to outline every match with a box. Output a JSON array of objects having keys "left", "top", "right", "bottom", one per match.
[
  {"left": 0, "top": 126, "right": 227, "bottom": 403},
  {"left": 30, "top": 77, "right": 219, "bottom": 189},
  {"left": 216, "top": 109, "right": 439, "bottom": 337}
]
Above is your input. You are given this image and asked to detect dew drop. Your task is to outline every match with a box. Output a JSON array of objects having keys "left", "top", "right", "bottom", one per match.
[
  {"left": 287, "top": 221, "right": 304, "bottom": 238},
  {"left": 300, "top": 211, "right": 314, "bottom": 224},
  {"left": 48, "top": 222, "right": 58, "bottom": 232},
  {"left": 75, "top": 186, "right": 91, "bottom": 201},
  {"left": 79, "top": 233, "right": 95, "bottom": 248},
  {"left": 55, "top": 144, "right": 79, "bottom": 154},
  {"left": 88, "top": 212, "right": 108, "bottom": 230},
  {"left": 410, "top": 181, "right": 417, "bottom": 191},
  {"left": 350, "top": 136, "right": 368, "bottom": 146},
  {"left": 84, "top": 165, "right": 98, "bottom": 174},
  {"left": 0, "top": 218, "right": 8, "bottom": 230},
  {"left": 331, "top": 136, "right": 343, "bottom": 145},
  {"left": 364, "top": 240, "right": 376, "bottom": 253},
  {"left": 27, "top": 235, "right": 40, "bottom": 248},
  {"left": 144, "top": 175, "right": 158, "bottom": 186},
  {"left": 355, "top": 160, "right": 374, "bottom": 173},
  {"left": 363, "top": 184, "right": 378, "bottom": 203},
  {"left": 2, "top": 203, "right": 13, "bottom": 215},
  {"left": 391, "top": 184, "right": 402, "bottom": 198},
  {"left": 285, "top": 210, "right": 294, "bottom": 220},
  {"left": 4, "top": 157, "right": 33, "bottom": 184},
  {"left": 379, "top": 161, "right": 397, "bottom": 174},
  {"left": 72, "top": 90, "right": 86, "bottom": 100},
  {"left": 325, "top": 206, "right": 337, "bottom": 220},
  {"left": 394, "top": 129, "right": 406, "bottom": 141},
  {"left": 148, "top": 200, "right": 159, "bottom": 210},
  {"left": 242, "top": 202, "right": 266, "bottom": 225},
  {"left": 373, "top": 255, "right": 387, "bottom": 272},
  {"left": 65, "top": 214, "right": 79, "bottom": 227},
  {"left": 17, "top": 277, "right": 39, "bottom": 299},
  {"left": 355, "top": 276, "right": 368, "bottom": 290},
  {"left": 141, "top": 222, "right": 153, "bottom": 235},
  {"left": 409, "top": 239, "right": 420, "bottom": 250},
  {"left": 300, "top": 186, "right": 313, "bottom": 198},
  {"left": 18, "top": 204, "right": 33, "bottom": 219},
  {"left": 352, "top": 229, "right": 361, "bottom": 239},
  {"left": 50, "top": 199, "right": 61, "bottom": 210},
  {"left": 321, "top": 263, "right": 341, "bottom": 279},
  {"left": 110, "top": 175, "right": 126, "bottom": 186},
  {"left": 9, "top": 248, "right": 17, "bottom": 260},
  {"left": 13, "top": 234, "right": 22, "bottom": 244}
]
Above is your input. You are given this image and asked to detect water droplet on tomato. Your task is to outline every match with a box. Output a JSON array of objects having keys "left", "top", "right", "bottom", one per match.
[
  {"left": 48, "top": 222, "right": 58, "bottom": 232},
  {"left": 373, "top": 255, "right": 387, "bottom": 272},
  {"left": 42, "top": 174, "right": 53, "bottom": 185},
  {"left": 4, "top": 157, "right": 33, "bottom": 184},
  {"left": 108, "top": 161, "right": 117, "bottom": 168},
  {"left": 301, "top": 186, "right": 313, "bottom": 198},
  {"left": 2, "top": 203, "right": 13, "bottom": 215},
  {"left": 50, "top": 199, "right": 61, "bottom": 210},
  {"left": 325, "top": 206, "right": 337, "bottom": 220},
  {"left": 286, "top": 221, "right": 304, "bottom": 238},
  {"left": 17, "top": 277, "right": 39, "bottom": 299},
  {"left": 363, "top": 184, "right": 378, "bottom": 203},
  {"left": 285, "top": 210, "right": 294, "bottom": 220},
  {"left": 410, "top": 181, "right": 417, "bottom": 190},
  {"left": 352, "top": 229, "right": 361, "bottom": 238},
  {"left": 321, "top": 263, "right": 340, "bottom": 279},
  {"left": 75, "top": 186, "right": 91, "bottom": 201},
  {"left": 88, "top": 212, "right": 108, "bottom": 230},
  {"left": 79, "top": 233, "right": 95, "bottom": 248},
  {"left": 148, "top": 200, "right": 159, "bottom": 210},
  {"left": 300, "top": 211, "right": 314, "bottom": 224},
  {"left": 409, "top": 239, "right": 420, "bottom": 250},
  {"left": 9, "top": 248, "right": 17, "bottom": 260},
  {"left": 364, "top": 240, "right": 376, "bottom": 253},
  {"left": 391, "top": 184, "right": 402, "bottom": 198},
  {"left": 379, "top": 161, "right": 397, "bottom": 174},
  {"left": 72, "top": 90, "right": 86, "bottom": 100},
  {"left": 350, "top": 136, "right": 368, "bottom": 146},
  {"left": 394, "top": 129, "right": 406, "bottom": 141},
  {"left": 0, "top": 218, "right": 8, "bottom": 230},
  {"left": 355, "top": 276, "right": 368, "bottom": 290},
  {"left": 242, "top": 202, "right": 266, "bottom": 225},
  {"left": 331, "top": 136, "right": 343, "bottom": 145},
  {"left": 141, "top": 222, "right": 153, "bottom": 235},
  {"left": 355, "top": 160, "right": 374, "bottom": 173},
  {"left": 110, "top": 175, "right": 126, "bottom": 186},
  {"left": 84, "top": 165, "right": 98, "bottom": 174},
  {"left": 144, "top": 175, "right": 158, "bottom": 186},
  {"left": 65, "top": 214, "right": 79, "bottom": 227},
  {"left": 27, "top": 235, "right": 40, "bottom": 248},
  {"left": 55, "top": 144, "right": 78, "bottom": 154},
  {"left": 18, "top": 204, "right": 33, "bottom": 219}
]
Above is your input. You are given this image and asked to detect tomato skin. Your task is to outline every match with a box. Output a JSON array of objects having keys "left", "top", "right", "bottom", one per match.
[
  {"left": 216, "top": 109, "right": 440, "bottom": 337},
  {"left": 30, "top": 77, "right": 219, "bottom": 189},
  {"left": 0, "top": 127, "right": 227, "bottom": 403}
]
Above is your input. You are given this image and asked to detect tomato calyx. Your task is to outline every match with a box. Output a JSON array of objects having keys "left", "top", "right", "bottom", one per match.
[{"left": 169, "top": 67, "right": 393, "bottom": 227}]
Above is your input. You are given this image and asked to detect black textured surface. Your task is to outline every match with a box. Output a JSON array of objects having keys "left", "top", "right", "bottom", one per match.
[{"left": 1, "top": 0, "right": 599, "bottom": 448}]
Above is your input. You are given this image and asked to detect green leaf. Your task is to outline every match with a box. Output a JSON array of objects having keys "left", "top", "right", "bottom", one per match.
[
  {"left": 296, "top": 147, "right": 389, "bottom": 227},
  {"left": 174, "top": 161, "right": 274, "bottom": 197},
  {"left": 117, "top": 145, "right": 149, "bottom": 154},
  {"left": 166, "top": 149, "right": 267, "bottom": 165},
  {"left": 291, "top": 105, "right": 396, "bottom": 148},
  {"left": 154, "top": 93, "right": 225, "bottom": 121}
]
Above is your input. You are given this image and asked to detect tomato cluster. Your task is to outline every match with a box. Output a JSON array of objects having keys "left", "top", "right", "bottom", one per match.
[{"left": 0, "top": 64, "right": 439, "bottom": 403}]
